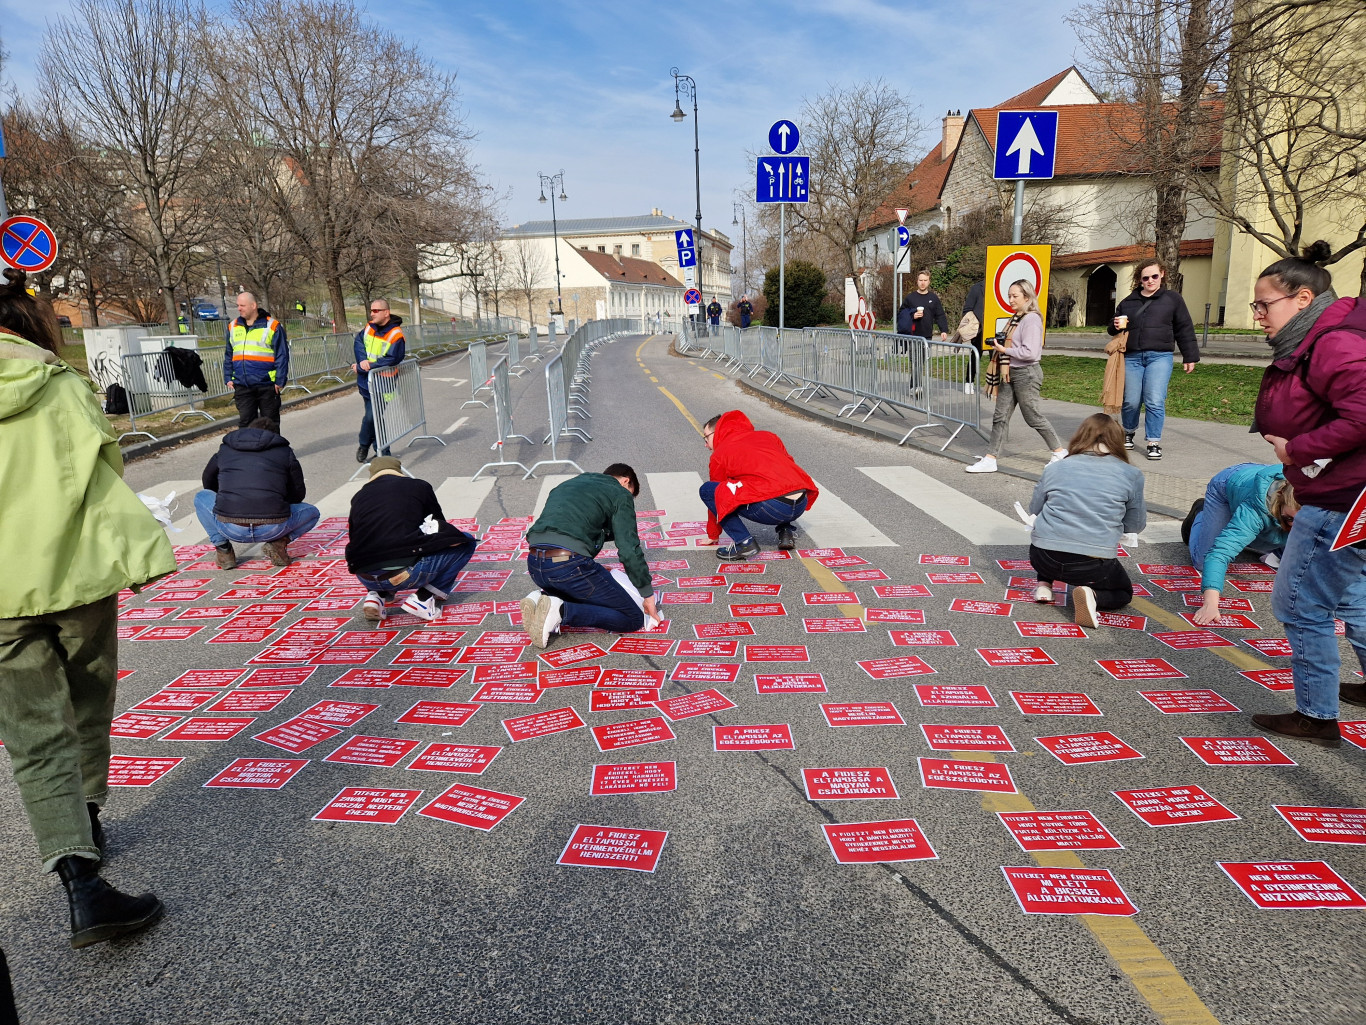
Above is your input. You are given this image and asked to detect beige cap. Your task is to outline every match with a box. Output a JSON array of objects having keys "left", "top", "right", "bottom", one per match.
[{"left": 369, "top": 456, "right": 403, "bottom": 476}]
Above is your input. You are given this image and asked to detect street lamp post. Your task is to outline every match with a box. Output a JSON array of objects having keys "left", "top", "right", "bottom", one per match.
[
  {"left": 537, "top": 170, "right": 568, "bottom": 316},
  {"left": 670, "top": 68, "right": 701, "bottom": 315},
  {"left": 731, "top": 201, "right": 747, "bottom": 299}
]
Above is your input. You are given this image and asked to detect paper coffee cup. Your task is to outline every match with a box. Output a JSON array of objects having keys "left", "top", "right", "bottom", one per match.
[
  {"left": 1116, "top": 315, "right": 1129, "bottom": 329},
  {"left": 916, "top": 306, "right": 924, "bottom": 316}
]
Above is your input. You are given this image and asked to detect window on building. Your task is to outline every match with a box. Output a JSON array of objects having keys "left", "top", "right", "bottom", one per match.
[
  {"left": 613, "top": 245, "right": 622, "bottom": 256},
  {"left": 598, "top": 246, "right": 606, "bottom": 253},
  {"left": 631, "top": 244, "right": 640, "bottom": 256}
]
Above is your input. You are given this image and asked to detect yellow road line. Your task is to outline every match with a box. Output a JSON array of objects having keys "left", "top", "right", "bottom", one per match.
[
  {"left": 1129, "top": 597, "right": 1271, "bottom": 673},
  {"left": 635, "top": 337, "right": 652, "bottom": 359},
  {"left": 649, "top": 376, "right": 659, "bottom": 383},
  {"left": 648, "top": 372, "right": 1225, "bottom": 1025}
]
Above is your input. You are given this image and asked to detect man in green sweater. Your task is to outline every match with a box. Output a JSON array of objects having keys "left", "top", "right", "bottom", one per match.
[{"left": 520, "top": 464, "right": 660, "bottom": 648}]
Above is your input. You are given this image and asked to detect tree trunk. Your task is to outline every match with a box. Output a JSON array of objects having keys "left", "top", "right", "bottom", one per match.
[
  {"left": 408, "top": 271, "right": 423, "bottom": 326},
  {"left": 1153, "top": 179, "right": 1187, "bottom": 293},
  {"left": 328, "top": 273, "right": 348, "bottom": 331}
]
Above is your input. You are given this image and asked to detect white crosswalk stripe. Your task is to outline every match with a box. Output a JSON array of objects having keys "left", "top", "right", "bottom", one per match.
[
  {"left": 435, "top": 476, "right": 495, "bottom": 521},
  {"left": 859, "top": 465, "right": 1028, "bottom": 546},
  {"left": 139, "top": 479, "right": 207, "bottom": 544},
  {"left": 643, "top": 471, "right": 707, "bottom": 549},
  {"left": 799, "top": 480, "right": 897, "bottom": 549},
  {"left": 532, "top": 474, "right": 579, "bottom": 519}
]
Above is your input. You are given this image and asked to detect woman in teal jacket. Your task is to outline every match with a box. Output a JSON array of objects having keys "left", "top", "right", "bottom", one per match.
[
  {"left": 1187, "top": 462, "right": 1297, "bottom": 625},
  {"left": 0, "top": 269, "right": 173, "bottom": 948}
]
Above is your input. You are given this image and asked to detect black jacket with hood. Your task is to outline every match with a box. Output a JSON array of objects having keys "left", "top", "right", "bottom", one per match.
[
  {"left": 1108, "top": 287, "right": 1200, "bottom": 362},
  {"left": 203, "top": 427, "right": 307, "bottom": 522}
]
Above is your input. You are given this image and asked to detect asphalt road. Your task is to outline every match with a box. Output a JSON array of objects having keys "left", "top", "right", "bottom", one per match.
[{"left": 3, "top": 333, "right": 1362, "bottom": 1025}]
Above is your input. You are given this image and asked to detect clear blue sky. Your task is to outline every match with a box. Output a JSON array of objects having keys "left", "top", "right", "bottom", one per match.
[{"left": 3, "top": 0, "right": 1086, "bottom": 239}]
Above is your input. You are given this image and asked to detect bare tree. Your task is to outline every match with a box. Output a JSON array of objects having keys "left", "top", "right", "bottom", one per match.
[
  {"left": 1070, "top": 0, "right": 1232, "bottom": 291},
  {"left": 1189, "top": 0, "right": 1366, "bottom": 293},
  {"left": 214, "top": 0, "right": 464, "bottom": 330},
  {"left": 40, "top": 0, "right": 216, "bottom": 327},
  {"left": 507, "top": 237, "right": 547, "bottom": 332}
]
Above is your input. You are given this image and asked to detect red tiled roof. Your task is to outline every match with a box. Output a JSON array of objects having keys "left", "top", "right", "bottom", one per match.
[
  {"left": 860, "top": 140, "right": 953, "bottom": 233},
  {"left": 1053, "top": 238, "right": 1215, "bottom": 269},
  {"left": 997, "top": 68, "right": 1077, "bottom": 109},
  {"left": 971, "top": 100, "right": 1223, "bottom": 177},
  {"left": 577, "top": 249, "right": 682, "bottom": 287}
]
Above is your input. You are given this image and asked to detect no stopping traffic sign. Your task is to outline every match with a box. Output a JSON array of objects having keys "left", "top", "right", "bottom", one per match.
[{"left": 0, "top": 216, "right": 59, "bottom": 273}]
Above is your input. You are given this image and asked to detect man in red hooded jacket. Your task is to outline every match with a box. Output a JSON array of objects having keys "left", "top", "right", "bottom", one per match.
[{"left": 699, "top": 411, "right": 819, "bottom": 560}]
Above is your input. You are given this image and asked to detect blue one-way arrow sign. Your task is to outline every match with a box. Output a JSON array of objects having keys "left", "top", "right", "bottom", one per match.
[
  {"left": 993, "top": 110, "right": 1059, "bottom": 181},
  {"left": 768, "top": 120, "right": 800, "bottom": 154},
  {"left": 674, "top": 227, "right": 696, "bottom": 268},
  {"left": 755, "top": 157, "right": 810, "bottom": 203}
]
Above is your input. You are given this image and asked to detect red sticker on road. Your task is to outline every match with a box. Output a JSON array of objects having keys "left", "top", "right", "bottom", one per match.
[
  {"left": 167, "top": 668, "right": 245, "bottom": 689},
  {"left": 608, "top": 637, "right": 675, "bottom": 656},
  {"left": 1093, "top": 612, "right": 1147, "bottom": 630},
  {"left": 313, "top": 787, "right": 422, "bottom": 824},
  {"left": 240, "top": 667, "right": 316, "bottom": 688},
  {"left": 822, "top": 819, "right": 937, "bottom": 863},
  {"left": 745, "top": 645, "right": 809, "bottom": 662},
  {"left": 1096, "top": 658, "right": 1186, "bottom": 680},
  {"left": 557, "top": 824, "right": 668, "bottom": 872},
  {"left": 159, "top": 717, "right": 255, "bottom": 742},
  {"left": 1035, "top": 732, "right": 1144, "bottom": 764},
  {"left": 406, "top": 742, "right": 502, "bottom": 774},
  {"left": 978, "top": 647, "right": 1056, "bottom": 667},
  {"left": 821, "top": 702, "right": 904, "bottom": 727},
  {"left": 248, "top": 644, "right": 326, "bottom": 664},
  {"left": 1181, "top": 594, "right": 1254, "bottom": 612},
  {"left": 109, "top": 712, "right": 182, "bottom": 738},
  {"left": 670, "top": 662, "right": 741, "bottom": 684},
  {"left": 719, "top": 562, "right": 766, "bottom": 575},
  {"left": 873, "top": 584, "right": 932, "bottom": 598},
  {"left": 804, "top": 591, "right": 858, "bottom": 605},
  {"left": 864, "top": 608, "right": 926, "bottom": 624},
  {"left": 693, "top": 621, "right": 755, "bottom": 638},
  {"left": 470, "top": 680, "right": 541, "bottom": 703},
  {"left": 1113, "top": 785, "right": 1240, "bottom": 826},
  {"left": 398, "top": 629, "right": 465, "bottom": 646},
  {"left": 1182, "top": 736, "right": 1296, "bottom": 766},
  {"left": 729, "top": 602, "right": 786, "bottom": 617},
  {"left": 1238, "top": 668, "right": 1294, "bottom": 691},
  {"left": 1230, "top": 579, "right": 1275, "bottom": 593},
  {"left": 591, "top": 716, "right": 675, "bottom": 751},
  {"left": 926, "top": 572, "right": 983, "bottom": 585},
  {"left": 728, "top": 582, "right": 782, "bottom": 596},
  {"left": 418, "top": 783, "right": 525, "bottom": 831},
  {"left": 538, "top": 666, "right": 602, "bottom": 689},
  {"left": 394, "top": 667, "right": 468, "bottom": 688},
  {"left": 590, "top": 688, "right": 658, "bottom": 711},
  {"left": 1273, "top": 806, "right": 1366, "bottom": 845},
  {"left": 471, "top": 661, "right": 537, "bottom": 683},
  {"left": 1245, "top": 637, "right": 1294, "bottom": 657},
  {"left": 661, "top": 591, "right": 714, "bottom": 604},
  {"left": 998, "top": 811, "right": 1123, "bottom": 851},
  {"left": 1152, "top": 630, "right": 1233, "bottom": 649},
  {"left": 675, "top": 639, "right": 738, "bottom": 658},
  {"left": 755, "top": 673, "right": 827, "bottom": 694},
  {"left": 598, "top": 668, "right": 667, "bottom": 689},
  {"left": 802, "top": 767, "right": 899, "bottom": 800},
  {"left": 132, "top": 625, "right": 205, "bottom": 641},
  {"left": 395, "top": 701, "right": 480, "bottom": 727},
  {"left": 107, "top": 755, "right": 184, "bottom": 787},
  {"left": 203, "top": 757, "right": 308, "bottom": 789},
  {"left": 920, "top": 724, "right": 1014, "bottom": 752},
  {"left": 834, "top": 568, "right": 888, "bottom": 582},
  {"left": 329, "top": 668, "right": 404, "bottom": 689},
  {"left": 131, "top": 689, "right": 218, "bottom": 713},
  {"left": 299, "top": 700, "right": 378, "bottom": 729},
  {"left": 857, "top": 655, "right": 937, "bottom": 680},
  {"left": 323, "top": 734, "right": 421, "bottom": 767},
  {"left": 914, "top": 684, "right": 996, "bottom": 707},
  {"left": 1139, "top": 689, "right": 1240, "bottom": 714},
  {"left": 950, "top": 598, "right": 1013, "bottom": 617},
  {"left": 1002, "top": 867, "right": 1138, "bottom": 916},
  {"left": 918, "top": 758, "right": 1016, "bottom": 793},
  {"left": 920, "top": 554, "right": 971, "bottom": 566},
  {"left": 1219, "top": 861, "right": 1366, "bottom": 909},
  {"left": 677, "top": 575, "right": 725, "bottom": 588},
  {"left": 1011, "top": 692, "right": 1102, "bottom": 716},
  {"left": 713, "top": 724, "right": 794, "bottom": 751},
  {"left": 654, "top": 689, "right": 737, "bottom": 720},
  {"left": 889, "top": 630, "right": 957, "bottom": 646},
  {"left": 503, "top": 706, "right": 585, "bottom": 742},
  {"left": 457, "top": 645, "right": 527, "bottom": 664},
  {"left": 590, "top": 762, "right": 677, "bottom": 795},
  {"left": 1015, "top": 621, "right": 1087, "bottom": 639},
  {"left": 253, "top": 716, "right": 342, "bottom": 753}
]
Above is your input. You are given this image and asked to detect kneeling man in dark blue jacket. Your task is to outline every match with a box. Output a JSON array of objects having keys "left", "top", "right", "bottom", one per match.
[{"left": 194, "top": 417, "right": 320, "bottom": 570}]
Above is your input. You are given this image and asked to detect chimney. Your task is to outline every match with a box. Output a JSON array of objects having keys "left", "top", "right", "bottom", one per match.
[{"left": 942, "top": 109, "right": 964, "bottom": 157}]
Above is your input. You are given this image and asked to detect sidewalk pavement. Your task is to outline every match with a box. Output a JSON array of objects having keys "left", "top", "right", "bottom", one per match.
[{"left": 680, "top": 340, "right": 1273, "bottom": 519}]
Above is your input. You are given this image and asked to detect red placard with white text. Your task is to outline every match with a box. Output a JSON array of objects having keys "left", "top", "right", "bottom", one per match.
[
  {"left": 1094, "top": 612, "right": 1147, "bottom": 630},
  {"left": 874, "top": 584, "right": 933, "bottom": 599},
  {"left": 1239, "top": 668, "right": 1294, "bottom": 691},
  {"left": 1181, "top": 594, "right": 1253, "bottom": 612},
  {"left": 395, "top": 701, "right": 480, "bottom": 727},
  {"left": 590, "top": 688, "right": 659, "bottom": 711},
  {"left": 418, "top": 782, "right": 524, "bottom": 831},
  {"left": 406, "top": 742, "right": 502, "bottom": 774},
  {"left": 1096, "top": 658, "right": 1186, "bottom": 681},
  {"left": 1152, "top": 630, "right": 1233, "bottom": 650},
  {"left": 978, "top": 647, "right": 1056, "bottom": 667},
  {"left": 1011, "top": 692, "right": 1102, "bottom": 716},
  {"left": 323, "top": 734, "right": 420, "bottom": 767},
  {"left": 502, "top": 706, "right": 585, "bottom": 742},
  {"left": 109, "top": 712, "right": 181, "bottom": 738},
  {"left": 203, "top": 757, "right": 308, "bottom": 789},
  {"left": 858, "top": 655, "right": 936, "bottom": 680},
  {"left": 240, "top": 666, "right": 317, "bottom": 688},
  {"left": 329, "top": 668, "right": 404, "bottom": 689},
  {"left": 131, "top": 689, "right": 218, "bottom": 714},
  {"left": 693, "top": 621, "right": 755, "bottom": 638},
  {"left": 676, "top": 639, "right": 739, "bottom": 658},
  {"left": 804, "top": 591, "right": 858, "bottom": 605},
  {"left": 864, "top": 608, "right": 925, "bottom": 624},
  {"left": 821, "top": 702, "right": 904, "bottom": 727},
  {"left": 598, "top": 668, "right": 667, "bottom": 689},
  {"left": 744, "top": 645, "right": 809, "bottom": 662},
  {"left": 394, "top": 667, "right": 468, "bottom": 688},
  {"left": 670, "top": 662, "right": 741, "bottom": 685},
  {"left": 654, "top": 689, "right": 737, "bottom": 721},
  {"left": 1219, "top": 861, "right": 1366, "bottom": 909},
  {"left": 557, "top": 824, "right": 668, "bottom": 872},
  {"left": 926, "top": 572, "right": 983, "bottom": 585},
  {"left": 1035, "top": 732, "right": 1143, "bottom": 765},
  {"left": 1245, "top": 637, "right": 1294, "bottom": 657},
  {"left": 920, "top": 554, "right": 970, "bottom": 566},
  {"left": 1113, "top": 785, "right": 1240, "bottom": 826},
  {"left": 950, "top": 598, "right": 1012, "bottom": 617},
  {"left": 591, "top": 717, "right": 675, "bottom": 751},
  {"left": 755, "top": 673, "right": 827, "bottom": 694},
  {"left": 803, "top": 618, "right": 867, "bottom": 633},
  {"left": 914, "top": 684, "right": 996, "bottom": 707},
  {"left": 1139, "top": 690, "right": 1240, "bottom": 714},
  {"left": 160, "top": 717, "right": 256, "bottom": 742},
  {"left": 727, "top": 582, "right": 782, "bottom": 596},
  {"left": 802, "top": 767, "right": 898, "bottom": 800},
  {"left": 1273, "top": 806, "right": 1366, "bottom": 845},
  {"left": 998, "top": 810, "right": 1123, "bottom": 851},
  {"left": 889, "top": 630, "right": 957, "bottom": 647},
  {"left": 1003, "top": 867, "right": 1138, "bottom": 916},
  {"left": 167, "top": 668, "right": 244, "bottom": 689},
  {"left": 608, "top": 637, "right": 675, "bottom": 656},
  {"left": 107, "top": 755, "right": 184, "bottom": 787},
  {"left": 312, "top": 788, "right": 422, "bottom": 824},
  {"left": 299, "top": 700, "right": 378, "bottom": 729},
  {"left": 713, "top": 724, "right": 794, "bottom": 751},
  {"left": 919, "top": 758, "right": 1016, "bottom": 793},
  {"left": 253, "top": 716, "right": 341, "bottom": 753},
  {"left": 471, "top": 661, "right": 537, "bottom": 683},
  {"left": 590, "top": 762, "right": 677, "bottom": 795},
  {"left": 1015, "top": 621, "right": 1087, "bottom": 639},
  {"left": 822, "top": 819, "right": 937, "bottom": 863},
  {"left": 729, "top": 602, "right": 786, "bottom": 618},
  {"left": 1331, "top": 485, "right": 1366, "bottom": 549},
  {"left": 470, "top": 680, "right": 541, "bottom": 704},
  {"left": 538, "top": 666, "right": 602, "bottom": 689},
  {"left": 920, "top": 724, "right": 1014, "bottom": 752},
  {"left": 1182, "top": 736, "right": 1296, "bottom": 766}
]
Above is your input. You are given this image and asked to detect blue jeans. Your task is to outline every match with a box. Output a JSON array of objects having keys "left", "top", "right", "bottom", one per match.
[
  {"left": 698, "top": 481, "right": 808, "bottom": 544},
  {"left": 527, "top": 550, "right": 644, "bottom": 633},
  {"left": 1270, "top": 504, "right": 1366, "bottom": 720},
  {"left": 357, "top": 393, "right": 390, "bottom": 455},
  {"left": 1121, "top": 350, "right": 1174, "bottom": 440},
  {"left": 355, "top": 544, "right": 477, "bottom": 599},
  {"left": 194, "top": 490, "right": 320, "bottom": 548},
  {"left": 1189, "top": 463, "right": 1252, "bottom": 568}
]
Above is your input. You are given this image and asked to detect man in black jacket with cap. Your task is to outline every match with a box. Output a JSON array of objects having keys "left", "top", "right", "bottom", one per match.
[
  {"left": 345, "top": 457, "right": 479, "bottom": 622},
  {"left": 194, "top": 418, "right": 319, "bottom": 569}
]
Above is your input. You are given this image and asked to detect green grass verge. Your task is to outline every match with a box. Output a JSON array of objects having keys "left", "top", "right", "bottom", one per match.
[{"left": 1039, "top": 355, "right": 1263, "bottom": 425}]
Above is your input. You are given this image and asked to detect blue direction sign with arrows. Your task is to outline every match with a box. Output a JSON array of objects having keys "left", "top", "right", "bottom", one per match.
[
  {"left": 896, "top": 226, "right": 910, "bottom": 247},
  {"left": 674, "top": 227, "right": 696, "bottom": 268},
  {"left": 768, "top": 119, "right": 800, "bottom": 154},
  {"left": 993, "top": 110, "right": 1059, "bottom": 181},
  {"left": 755, "top": 157, "right": 809, "bottom": 203}
]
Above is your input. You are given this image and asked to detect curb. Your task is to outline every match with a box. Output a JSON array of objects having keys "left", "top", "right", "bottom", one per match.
[{"left": 119, "top": 343, "right": 477, "bottom": 463}]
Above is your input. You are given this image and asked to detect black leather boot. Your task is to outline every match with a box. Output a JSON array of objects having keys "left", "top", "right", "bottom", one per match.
[
  {"left": 88, "top": 803, "right": 104, "bottom": 857},
  {"left": 55, "top": 856, "right": 163, "bottom": 949}
]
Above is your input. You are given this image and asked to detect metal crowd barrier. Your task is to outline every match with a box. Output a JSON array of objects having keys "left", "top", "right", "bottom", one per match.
[
  {"left": 346, "top": 360, "right": 445, "bottom": 480},
  {"left": 120, "top": 346, "right": 224, "bottom": 442},
  {"left": 525, "top": 351, "right": 587, "bottom": 479},
  {"left": 473, "top": 356, "right": 534, "bottom": 480},
  {"left": 505, "top": 332, "right": 528, "bottom": 377},
  {"left": 462, "top": 340, "right": 491, "bottom": 408}
]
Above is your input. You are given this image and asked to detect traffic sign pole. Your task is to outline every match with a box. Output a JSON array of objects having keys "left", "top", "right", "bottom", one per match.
[
  {"left": 779, "top": 203, "right": 785, "bottom": 336},
  {"left": 1013, "top": 180, "right": 1024, "bottom": 244}
]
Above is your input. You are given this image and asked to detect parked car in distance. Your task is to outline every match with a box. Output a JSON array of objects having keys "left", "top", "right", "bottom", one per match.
[{"left": 193, "top": 300, "right": 221, "bottom": 321}]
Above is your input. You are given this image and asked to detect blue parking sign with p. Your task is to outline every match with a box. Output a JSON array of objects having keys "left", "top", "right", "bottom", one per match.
[{"left": 675, "top": 228, "right": 696, "bottom": 268}]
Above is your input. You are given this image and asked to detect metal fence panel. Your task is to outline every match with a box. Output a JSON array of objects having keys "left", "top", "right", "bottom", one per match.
[
  {"left": 462, "top": 340, "right": 491, "bottom": 408},
  {"left": 473, "top": 356, "right": 534, "bottom": 480}
]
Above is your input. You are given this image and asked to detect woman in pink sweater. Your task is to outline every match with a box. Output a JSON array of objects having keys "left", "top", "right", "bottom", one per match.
[{"left": 966, "top": 279, "right": 1068, "bottom": 473}]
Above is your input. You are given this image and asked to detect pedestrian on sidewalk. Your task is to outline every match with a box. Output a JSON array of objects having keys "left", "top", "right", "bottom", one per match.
[
  {"left": 521, "top": 465, "right": 661, "bottom": 648},
  {"left": 1108, "top": 259, "right": 1200, "bottom": 461},
  {"left": 0, "top": 268, "right": 173, "bottom": 948},
  {"left": 707, "top": 298, "right": 723, "bottom": 335},
  {"left": 194, "top": 417, "right": 320, "bottom": 570},
  {"left": 738, "top": 295, "right": 754, "bottom": 328},
  {"left": 224, "top": 291, "right": 289, "bottom": 428},
  {"left": 966, "top": 280, "right": 1069, "bottom": 473},
  {"left": 960, "top": 278, "right": 986, "bottom": 393},
  {"left": 698, "top": 410, "right": 819, "bottom": 560},
  {"left": 1245, "top": 241, "right": 1366, "bottom": 749},
  {"left": 1185, "top": 463, "right": 1295, "bottom": 626},
  {"left": 1026, "top": 413, "right": 1147, "bottom": 628},
  {"left": 344, "top": 457, "right": 479, "bottom": 622},
  {"left": 351, "top": 299, "right": 405, "bottom": 464}
]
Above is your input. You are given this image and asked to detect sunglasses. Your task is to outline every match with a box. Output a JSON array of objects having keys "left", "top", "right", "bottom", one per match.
[
  {"left": 1141, "top": 273, "right": 1162, "bottom": 282},
  {"left": 369, "top": 308, "right": 387, "bottom": 314}
]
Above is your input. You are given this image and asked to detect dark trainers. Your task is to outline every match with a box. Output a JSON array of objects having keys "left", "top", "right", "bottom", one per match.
[
  {"left": 1124, "top": 432, "right": 1135, "bottom": 450},
  {"left": 1146, "top": 442, "right": 1162, "bottom": 460},
  {"left": 214, "top": 543, "right": 237, "bottom": 570},
  {"left": 1181, "top": 498, "right": 1205, "bottom": 546},
  {"left": 1251, "top": 710, "right": 1341, "bottom": 748},
  {"left": 716, "top": 538, "right": 761, "bottom": 561},
  {"left": 356, "top": 445, "right": 369, "bottom": 464},
  {"left": 776, "top": 525, "right": 797, "bottom": 551},
  {"left": 263, "top": 539, "right": 292, "bottom": 567},
  {"left": 1340, "top": 682, "right": 1366, "bottom": 708}
]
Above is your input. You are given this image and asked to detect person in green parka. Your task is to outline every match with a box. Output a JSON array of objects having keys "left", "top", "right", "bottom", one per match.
[{"left": 0, "top": 268, "right": 175, "bottom": 949}]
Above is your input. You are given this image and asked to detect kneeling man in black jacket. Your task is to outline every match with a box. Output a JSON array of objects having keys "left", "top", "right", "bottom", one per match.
[
  {"left": 195, "top": 417, "right": 319, "bottom": 569},
  {"left": 344, "top": 457, "right": 479, "bottom": 622}
]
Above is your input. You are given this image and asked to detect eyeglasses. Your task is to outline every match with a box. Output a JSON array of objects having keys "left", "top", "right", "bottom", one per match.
[
  {"left": 702, "top": 432, "right": 714, "bottom": 442},
  {"left": 1141, "top": 273, "right": 1162, "bottom": 282},
  {"left": 369, "top": 307, "right": 387, "bottom": 314},
  {"left": 1249, "top": 294, "right": 1295, "bottom": 318}
]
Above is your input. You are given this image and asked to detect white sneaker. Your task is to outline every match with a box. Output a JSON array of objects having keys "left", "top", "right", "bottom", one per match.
[
  {"left": 1073, "top": 586, "right": 1098, "bottom": 629},
  {"left": 1049, "top": 449, "right": 1068, "bottom": 463},
  {"left": 963, "top": 383, "right": 975, "bottom": 395},
  {"left": 361, "top": 591, "right": 387, "bottom": 621},
  {"left": 519, "top": 589, "right": 542, "bottom": 629},
  {"left": 965, "top": 456, "right": 998, "bottom": 473},
  {"left": 1034, "top": 584, "right": 1054, "bottom": 604},
  {"left": 529, "top": 595, "right": 563, "bottom": 648},
  {"left": 1260, "top": 552, "right": 1281, "bottom": 569},
  {"left": 401, "top": 592, "right": 440, "bottom": 622}
]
